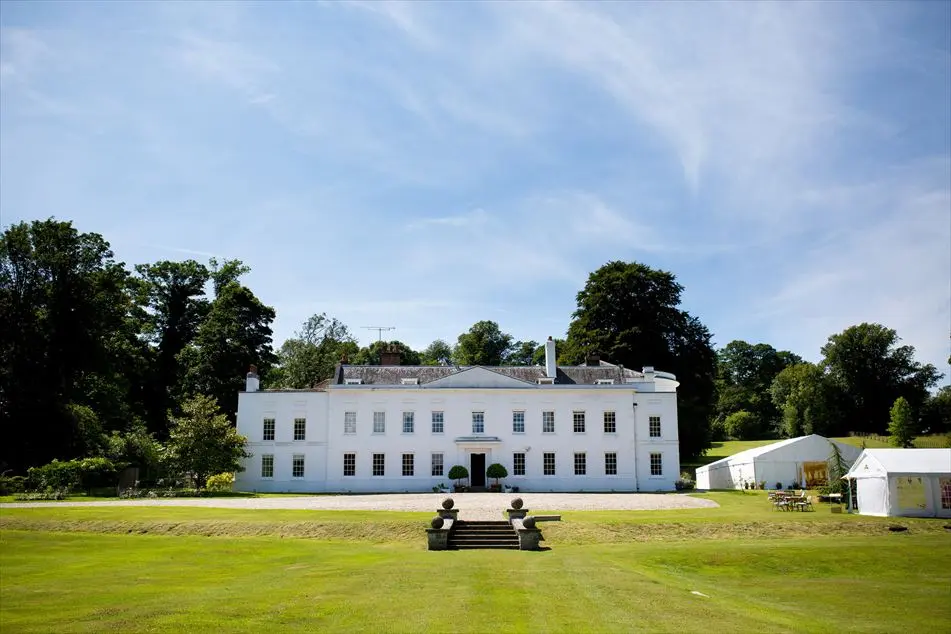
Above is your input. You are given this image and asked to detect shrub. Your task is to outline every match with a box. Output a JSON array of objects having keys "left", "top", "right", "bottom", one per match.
[
  {"left": 26, "top": 458, "right": 118, "bottom": 493},
  {"left": 724, "top": 410, "right": 760, "bottom": 440},
  {"left": 448, "top": 465, "right": 469, "bottom": 486},
  {"left": 0, "top": 475, "right": 28, "bottom": 495},
  {"left": 14, "top": 487, "right": 69, "bottom": 501},
  {"left": 486, "top": 463, "right": 508, "bottom": 486},
  {"left": 675, "top": 471, "right": 696, "bottom": 491},
  {"left": 205, "top": 473, "right": 235, "bottom": 492},
  {"left": 775, "top": 482, "right": 783, "bottom": 490}
]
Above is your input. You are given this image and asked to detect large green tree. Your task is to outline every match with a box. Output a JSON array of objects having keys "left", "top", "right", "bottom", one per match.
[
  {"left": 920, "top": 385, "right": 951, "bottom": 434},
  {"left": 453, "top": 320, "right": 513, "bottom": 366},
  {"left": 505, "top": 340, "right": 539, "bottom": 366},
  {"left": 164, "top": 394, "right": 251, "bottom": 488},
  {"left": 715, "top": 340, "right": 802, "bottom": 437},
  {"left": 420, "top": 339, "right": 453, "bottom": 365},
  {"left": 821, "top": 323, "right": 941, "bottom": 435},
  {"left": 888, "top": 397, "right": 915, "bottom": 448},
  {"left": 178, "top": 274, "right": 275, "bottom": 419},
  {"left": 565, "top": 261, "right": 717, "bottom": 460},
  {"left": 352, "top": 340, "right": 420, "bottom": 366},
  {"left": 769, "top": 362, "right": 835, "bottom": 437},
  {"left": 0, "top": 220, "right": 144, "bottom": 471},
  {"left": 270, "top": 314, "right": 357, "bottom": 389},
  {"left": 135, "top": 260, "right": 210, "bottom": 434}
]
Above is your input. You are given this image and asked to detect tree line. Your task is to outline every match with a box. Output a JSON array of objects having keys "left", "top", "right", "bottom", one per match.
[{"left": 1, "top": 219, "right": 947, "bottom": 475}]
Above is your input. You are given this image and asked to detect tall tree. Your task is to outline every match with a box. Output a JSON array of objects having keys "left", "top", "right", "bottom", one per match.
[
  {"left": 769, "top": 362, "right": 836, "bottom": 437},
  {"left": 178, "top": 280, "right": 276, "bottom": 419},
  {"left": 453, "top": 320, "right": 514, "bottom": 366},
  {"left": 920, "top": 385, "right": 951, "bottom": 434},
  {"left": 505, "top": 340, "right": 539, "bottom": 366},
  {"left": 821, "top": 323, "right": 941, "bottom": 435},
  {"left": 135, "top": 260, "right": 210, "bottom": 434},
  {"left": 271, "top": 313, "right": 357, "bottom": 389},
  {"left": 888, "top": 397, "right": 915, "bottom": 448},
  {"left": 0, "top": 220, "right": 141, "bottom": 470},
  {"left": 715, "top": 340, "right": 802, "bottom": 437},
  {"left": 565, "top": 261, "right": 717, "bottom": 460},
  {"left": 420, "top": 339, "right": 453, "bottom": 365},
  {"left": 352, "top": 340, "right": 420, "bottom": 366}
]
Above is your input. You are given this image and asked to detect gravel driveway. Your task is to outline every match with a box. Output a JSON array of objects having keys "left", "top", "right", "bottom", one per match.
[{"left": 1, "top": 493, "right": 717, "bottom": 520}]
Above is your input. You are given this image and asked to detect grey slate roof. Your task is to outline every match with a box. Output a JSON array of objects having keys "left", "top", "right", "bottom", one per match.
[{"left": 337, "top": 362, "right": 643, "bottom": 386}]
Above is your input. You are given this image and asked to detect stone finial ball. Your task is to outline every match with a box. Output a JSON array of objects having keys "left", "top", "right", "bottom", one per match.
[
  {"left": 431, "top": 516, "right": 445, "bottom": 529},
  {"left": 511, "top": 498, "right": 524, "bottom": 510},
  {"left": 442, "top": 498, "right": 454, "bottom": 510},
  {"left": 522, "top": 516, "right": 536, "bottom": 529}
]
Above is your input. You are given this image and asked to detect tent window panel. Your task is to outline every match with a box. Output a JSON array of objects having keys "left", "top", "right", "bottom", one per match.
[{"left": 940, "top": 478, "right": 951, "bottom": 510}]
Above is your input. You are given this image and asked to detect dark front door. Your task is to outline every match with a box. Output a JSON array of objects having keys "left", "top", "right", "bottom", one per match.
[{"left": 470, "top": 453, "right": 486, "bottom": 487}]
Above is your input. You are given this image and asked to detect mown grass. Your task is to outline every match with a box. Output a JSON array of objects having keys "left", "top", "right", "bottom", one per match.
[{"left": 2, "top": 528, "right": 948, "bottom": 633}]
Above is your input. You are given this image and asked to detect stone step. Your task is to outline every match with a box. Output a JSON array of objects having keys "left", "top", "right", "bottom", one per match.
[{"left": 451, "top": 544, "right": 519, "bottom": 550}]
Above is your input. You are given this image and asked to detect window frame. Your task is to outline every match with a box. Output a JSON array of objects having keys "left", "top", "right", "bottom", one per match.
[
  {"left": 293, "top": 418, "right": 306, "bottom": 441},
  {"left": 344, "top": 411, "right": 357, "bottom": 435},
  {"left": 431, "top": 452, "right": 444, "bottom": 477},
  {"left": 263, "top": 418, "right": 275, "bottom": 441},
  {"left": 472, "top": 411, "right": 485, "bottom": 434},
  {"left": 373, "top": 411, "right": 386, "bottom": 434},
  {"left": 512, "top": 410, "right": 525, "bottom": 434},
  {"left": 372, "top": 453, "right": 385, "bottom": 477},
  {"left": 543, "top": 452, "right": 556, "bottom": 476},
  {"left": 513, "top": 452, "right": 526, "bottom": 476},
  {"left": 431, "top": 411, "right": 444, "bottom": 434},
  {"left": 343, "top": 452, "right": 356, "bottom": 477},
  {"left": 402, "top": 411, "right": 415, "bottom": 434},
  {"left": 542, "top": 411, "right": 555, "bottom": 434},
  {"left": 650, "top": 452, "right": 663, "bottom": 477},
  {"left": 402, "top": 453, "right": 414, "bottom": 477},
  {"left": 292, "top": 454, "right": 305, "bottom": 478},
  {"left": 605, "top": 452, "right": 617, "bottom": 476},
  {"left": 573, "top": 411, "right": 586, "bottom": 433},
  {"left": 261, "top": 454, "right": 274, "bottom": 478},
  {"left": 603, "top": 411, "right": 616, "bottom": 434},
  {"left": 574, "top": 452, "right": 586, "bottom": 476},
  {"left": 649, "top": 415, "right": 662, "bottom": 438}
]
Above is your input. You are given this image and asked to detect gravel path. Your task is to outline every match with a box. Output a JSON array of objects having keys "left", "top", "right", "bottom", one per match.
[{"left": 1, "top": 493, "right": 717, "bottom": 521}]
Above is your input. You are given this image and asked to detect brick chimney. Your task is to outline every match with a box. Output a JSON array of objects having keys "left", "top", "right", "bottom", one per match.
[{"left": 380, "top": 345, "right": 401, "bottom": 366}]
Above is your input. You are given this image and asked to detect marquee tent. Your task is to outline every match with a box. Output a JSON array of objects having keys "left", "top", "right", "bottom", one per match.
[
  {"left": 844, "top": 448, "right": 951, "bottom": 518},
  {"left": 696, "top": 435, "right": 862, "bottom": 491}
]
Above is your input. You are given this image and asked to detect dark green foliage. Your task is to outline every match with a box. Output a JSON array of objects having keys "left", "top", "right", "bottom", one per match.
[
  {"left": 454, "top": 321, "right": 513, "bottom": 365},
  {"left": 0, "top": 475, "right": 28, "bottom": 494},
  {"left": 715, "top": 340, "right": 801, "bottom": 436},
  {"left": 448, "top": 465, "right": 469, "bottom": 485},
  {"left": 26, "top": 457, "right": 118, "bottom": 492},
  {"left": 920, "top": 386, "right": 951, "bottom": 434},
  {"left": 505, "top": 341, "right": 539, "bottom": 366},
  {"left": 352, "top": 340, "right": 420, "bottom": 366},
  {"left": 888, "top": 397, "right": 915, "bottom": 448},
  {"left": 164, "top": 395, "right": 251, "bottom": 488},
  {"left": 270, "top": 314, "right": 357, "bottom": 389},
  {"left": 723, "top": 410, "right": 760, "bottom": 440},
  {"left": 486, "top": 463, "right": 508, "bottom": 485},
  {"left": 420, "top": 339, "right": 453, "bottom": 366},
  {"left": 565, "top": 261, "right": 717, "bottom": 460}
]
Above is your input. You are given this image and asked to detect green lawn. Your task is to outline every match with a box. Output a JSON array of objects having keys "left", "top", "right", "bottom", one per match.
[{"left": 2, "top": 493, "right": 949, "bottom": 633}]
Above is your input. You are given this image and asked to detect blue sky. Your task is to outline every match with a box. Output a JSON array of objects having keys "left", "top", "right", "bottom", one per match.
[{"left": 2, "top": 1, "right": 949, "bottom": 379}]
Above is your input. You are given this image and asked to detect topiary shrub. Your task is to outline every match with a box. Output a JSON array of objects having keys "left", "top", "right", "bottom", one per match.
[
  {"left": 511, "top": 498, "right": 523, "bottom": 510},
  {"left": 486, "top": 463, "right": 508, "bottom": 488},
  {"left": 448, "top": 465, "right": 469, "bottom": 488},
  {"left": 442, "top": 497, "right": 454, "bottom": 510},
  {"left": 431, "top": 516, "right": 445, "bottom": 529},
  {"left": 522, "top": 517, "right": 536, "bottom": 529}
]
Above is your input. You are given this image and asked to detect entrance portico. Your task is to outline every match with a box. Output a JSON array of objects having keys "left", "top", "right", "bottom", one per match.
[{"left": 454, "top": 436, "right": 502, "bottom": 491}]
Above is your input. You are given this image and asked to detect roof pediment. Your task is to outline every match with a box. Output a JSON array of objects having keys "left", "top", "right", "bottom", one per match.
[{"left": 425, "top": 366, "right": 536, "bottom": 388}]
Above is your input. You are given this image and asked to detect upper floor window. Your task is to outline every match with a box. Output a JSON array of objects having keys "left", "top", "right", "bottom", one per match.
[
  {"left": 293, "top": 418, "right": 306, "bottom": 441},
  {"left": 373, "top": 411, "right": 385, "bottom": 434},
  {"left": 472, "top": 411, "right": 485, "bottom": 434},
  {"left": 649, "top": 416, "right": 661, "bottom": 438},
  {"left": 573, "top": 411, "right": 586, "bottom": 433},
  {"left": 542, "top": 411, "right": 555, "bottom": 433},
  {"left": 402, "top": 411, "right": 415, "bottom": 434},
  {"left": 263, "top": 418, "right": 275, "bottom": 441},
  {"left": 603, "top": 411, "right": 616, "bottom": 434},
  {"left": 431, "top": 411, "right": 444, "bottom": 434},
  {"left": 344, "top": 411, "right": 356, "bottom": 435},
  {"left": 512, "top": 411, "right": 525, "bottom": 433}
]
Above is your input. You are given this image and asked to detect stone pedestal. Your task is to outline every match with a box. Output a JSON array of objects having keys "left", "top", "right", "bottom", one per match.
[
  {"left": 437, "top": 508, "right": 459, "bottom": 521},
  {"left": 506, "top": 508, "right": 528, "bottom": 523},
  {"left": 427, "top": 517, "right": 454, "bottom": 550},
  {"left": 512, "top": 518, "right": 543, "bottom": 551}
]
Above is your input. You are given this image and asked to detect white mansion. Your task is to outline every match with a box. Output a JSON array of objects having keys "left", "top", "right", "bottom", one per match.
[{"left": 235, "top": 338, "right": 681, "bottom": 493}]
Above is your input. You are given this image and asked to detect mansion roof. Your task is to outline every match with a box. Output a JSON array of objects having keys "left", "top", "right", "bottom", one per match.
[{"left": 334, "top": 361, "right": 645, "bottom": 386}]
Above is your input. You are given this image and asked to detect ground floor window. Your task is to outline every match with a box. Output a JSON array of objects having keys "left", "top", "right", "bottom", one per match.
[
  {"left": 343, "top": 453, "right": 356, "bottom": 477},
  {"left": 650, "top": 452, "right": 662, "bottom": 476},
  {"left": 431, "top": 453, "right": 443, "bottom": 477},
  {"left": 261, "top": 454, "right": 274, "bottom": 478},
  {"left": 574, "top": 453, "right": 586, "bottom": 475},
  {"left": 372, "top": 453, "right": 385, "bottom": 476},
  {"left": 605, "top": 452, "right": 617, "bottom": 475},
  {"left": 402, "top": 453, "right": 414, "bottom": 476},
  {"left": 292, "top": 454, "right": 305, "bottom": 478},
  {"left": 543, "top": 452, "right": 556, "bottom": 476},
  {"left": 513, "top": 453, "right": 525, "bottom": 476}
]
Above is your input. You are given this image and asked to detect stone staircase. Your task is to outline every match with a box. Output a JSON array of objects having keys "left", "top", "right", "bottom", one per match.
[{"left": 448, "top": 520, "right": 519, "bottom": 550}]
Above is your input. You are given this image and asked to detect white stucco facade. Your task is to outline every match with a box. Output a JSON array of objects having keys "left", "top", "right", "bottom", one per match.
[{"left": 235, "top": 355, "right": 681, "bottom": 493}]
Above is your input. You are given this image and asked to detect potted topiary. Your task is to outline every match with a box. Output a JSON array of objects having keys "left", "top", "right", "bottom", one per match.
[
  {"left": 486, "top": 463, "right": 508, "bottom": 492},
  {"left": 448, "top": 465, "right": 469, "bottom": 492}
]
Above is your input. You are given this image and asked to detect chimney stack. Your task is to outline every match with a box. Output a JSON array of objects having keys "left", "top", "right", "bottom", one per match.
[
  {"left": 643, "top": 366, "right": 655, "bottom": 381},
  {"left": 544, "top": 336, "right": 557, "bottom": 379},
  {"left": 380, "top": 345, "right": 401, "bottom": 366},
  {"left": 246, "top": 365, "right": 260, "bottom": 392}
]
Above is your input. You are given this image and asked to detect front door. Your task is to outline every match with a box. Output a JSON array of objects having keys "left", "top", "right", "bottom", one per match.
[{"left": 470, "top": 453, "right": 486, "bottom": 487}]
